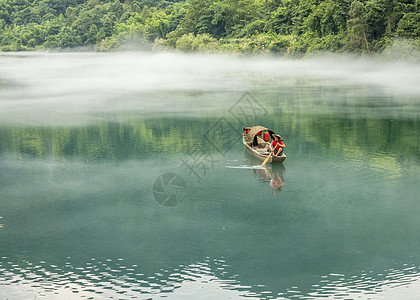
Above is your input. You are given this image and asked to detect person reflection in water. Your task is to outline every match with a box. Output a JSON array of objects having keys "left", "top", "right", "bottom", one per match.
[
  {"left": 270, "top": 167, "right": 285, "bottom": 194},
  {"left": 246, "top": 150, "right": 285, "bottom": 194},
  {"left": 270, "top": 135, "right": 285, "bottom": 157}
]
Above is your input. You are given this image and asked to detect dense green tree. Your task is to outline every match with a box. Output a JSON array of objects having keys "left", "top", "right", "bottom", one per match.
[
  {"left": 174, "top": 0, "right": 215, "bottom": 36},
  {"left": 0, "top": 3, "right": 13, "bottom": 25},
  {"left": 57, "top": 26, "right": 80, "bottom": 47},
  {"left": 268, "top": 3, "right": 295, "bottom": 35},
  {"left": 0, "top": 0, "right": 418, "bottom": 55},
  {"left": 11, "top": 6, "right": 40, "bottom": 25},
  {"left": 346, "top": 0, "right": 370, "bottom": 52},
  {"left": 86, "top": 23, "right": 99, "bottom": 44},
  {"left": 38, "top": 0, "right": 69, "bottom": 17},
  {"left": 364, "top": 0, "right": 398, "bottom": 39},
  {"left": 305, "top": 0, "right": 349, "bottom": 37},
  {"left": 72, "top": 9, "right": 102, "bottom": 44},
  {"left": 109, "top": 0, "right": 125, "bottom": 20},
  {"left": 397, "top": 12, "right": 420, "bottom": 38}
]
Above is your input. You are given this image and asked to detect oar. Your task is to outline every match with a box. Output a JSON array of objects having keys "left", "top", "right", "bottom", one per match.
[{"left": 261, "top": 151, "right": 272, "bottom": 167}]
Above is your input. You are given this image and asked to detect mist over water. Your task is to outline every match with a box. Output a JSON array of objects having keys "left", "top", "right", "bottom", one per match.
[
  {"left": 0, "top": 52, "right": 420, "bottom": 299},
  {"left": 0, "top": 52, "right": 419, "bottom": 126}
]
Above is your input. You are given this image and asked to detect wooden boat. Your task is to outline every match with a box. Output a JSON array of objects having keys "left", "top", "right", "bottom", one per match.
[{"left": 242, "top": 126, "right": 286, "bottom": 164}]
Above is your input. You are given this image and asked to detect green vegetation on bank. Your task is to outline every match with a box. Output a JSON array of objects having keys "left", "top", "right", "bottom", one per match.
[{"left": 0, "top": 0, "right": 419, "bottom": 55}]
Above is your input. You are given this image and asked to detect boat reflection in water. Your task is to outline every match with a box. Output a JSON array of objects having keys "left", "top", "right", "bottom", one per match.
[{"left": 243, "top": 151, "right": 285, "bottom": 194}]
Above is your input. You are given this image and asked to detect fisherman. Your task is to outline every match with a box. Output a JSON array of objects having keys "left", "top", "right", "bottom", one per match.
[{"left": 270, "top": 135, "right": 285, "bottom": 157}]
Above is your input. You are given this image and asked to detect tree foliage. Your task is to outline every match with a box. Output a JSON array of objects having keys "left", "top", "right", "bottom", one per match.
[{"left": 0, "top": 0, "right": 418, "bottom": 55}]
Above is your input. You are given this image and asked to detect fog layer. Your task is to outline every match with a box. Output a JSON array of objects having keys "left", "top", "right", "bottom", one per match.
[{"left": 0, "top": 52, "right": 419, "bottom": 126}]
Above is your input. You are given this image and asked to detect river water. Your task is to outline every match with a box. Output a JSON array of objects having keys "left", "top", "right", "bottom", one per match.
[{"left": 0, "top": 52, "right": 420, "bottom": 299}]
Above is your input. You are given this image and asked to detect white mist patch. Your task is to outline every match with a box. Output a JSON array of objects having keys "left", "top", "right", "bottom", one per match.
[
  {"left": 0, "top": 52, "right": 419, "bottom": 126},
  {"left": 225, "top": 165, "right": 267, "bottom": 170}
]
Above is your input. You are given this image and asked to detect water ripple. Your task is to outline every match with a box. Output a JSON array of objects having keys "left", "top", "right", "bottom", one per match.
[{"left": 1, "top": 257, "right": 420, "bottom": 299}]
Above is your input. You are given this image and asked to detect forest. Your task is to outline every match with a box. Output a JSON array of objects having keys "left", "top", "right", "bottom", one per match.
[{"left": 0, "top": 0, "right": 419, "bottom": 55}]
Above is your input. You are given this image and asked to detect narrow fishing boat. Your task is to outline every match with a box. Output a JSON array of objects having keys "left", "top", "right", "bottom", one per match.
[{"left": 242, "top": 126, "right": 286, "bottom": 163}]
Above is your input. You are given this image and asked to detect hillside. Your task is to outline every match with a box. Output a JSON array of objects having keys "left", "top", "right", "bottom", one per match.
[{"left": 0, "top": 0, "right": 419, "bottom": 55}]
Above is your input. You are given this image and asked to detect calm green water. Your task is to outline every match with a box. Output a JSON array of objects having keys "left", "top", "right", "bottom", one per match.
[{"left": 1, "top": 53, "right": 420, "bottom": 299}]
